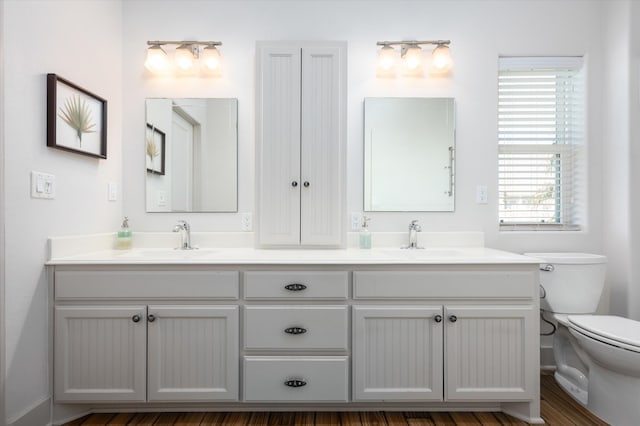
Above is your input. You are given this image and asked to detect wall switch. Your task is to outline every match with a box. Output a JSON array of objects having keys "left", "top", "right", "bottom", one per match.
[
  {"left": 31, "top": 171, "right": 55, "bottom": 199},
  {"left": 157, "top": 191, "right": 167, "bottom": 207},
  {"left": 351, "top": 212, "right": 362, "bottom": 231},
  {"left": 476, "top": 185, "right": 488, "bottom": 204},
  {"left": 108, "top": 182, "right": 118, "bottom": 201},
  {"left": 241, "top": 212, "right": 253, "bottom": 231}
]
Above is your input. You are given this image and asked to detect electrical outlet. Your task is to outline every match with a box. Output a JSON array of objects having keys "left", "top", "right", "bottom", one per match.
[
  {"left": 351, "top": 212, "right": 362, "bottom": 231},
  {"left": 241, "top": 212, "right": 253, "bottom": 231},
  {"left": 476, "top": 185, "right": 488, "bottom": 204},
  {"left": 108, "top": 182, "right": 118, "bottom": 201},
  {"left": 31, "top": 171, "right": 55, "bottom": 199}
]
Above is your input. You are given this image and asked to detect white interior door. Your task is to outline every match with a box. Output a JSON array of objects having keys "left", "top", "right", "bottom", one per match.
[{"left": 171, "top": 111, "right": 194, "bottom": 212}]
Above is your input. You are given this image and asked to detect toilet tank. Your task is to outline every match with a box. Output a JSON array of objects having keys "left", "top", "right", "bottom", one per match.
[{"left": 524, "top": 252, "right": 607, "bottom": 314}]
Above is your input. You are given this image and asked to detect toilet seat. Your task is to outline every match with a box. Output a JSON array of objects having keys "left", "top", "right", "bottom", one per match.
[{"left": 568, "top": 315, "right": 640, "bottom": 353}]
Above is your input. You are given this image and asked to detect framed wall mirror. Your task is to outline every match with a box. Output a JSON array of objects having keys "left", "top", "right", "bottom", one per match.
[
  {"left": 145, "top": 98, "right": 238, "bottom": 212},
  {"left": 364, "top": 97, "right": 455, "bottom": 212}
]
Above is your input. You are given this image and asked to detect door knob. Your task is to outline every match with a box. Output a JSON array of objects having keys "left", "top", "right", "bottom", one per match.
[
  {"left": 303, "top": 181, "right": 310, "bottom": 187},
  {"left": 132, "top": 314, "right": 141, "bottom": 323},
  {"left": 291, "top": 181, "right": 298, "bottom": 187},
  {"left": 434, "top": 315, "right": 443, "bottom": 323},
  {"left": 449, "top": 315, "right": 458, "bottom": 323},
  {"left": 147, "top": 314, "right": 156, "bottom": 322}
]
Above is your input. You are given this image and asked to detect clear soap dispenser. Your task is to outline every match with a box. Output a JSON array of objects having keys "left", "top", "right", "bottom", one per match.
[
  {"left": 359, "top": 215, "right": 371, "bottom": 249},
  {"left": 116, "top": 216, "right": 132, "bottom": 250}
]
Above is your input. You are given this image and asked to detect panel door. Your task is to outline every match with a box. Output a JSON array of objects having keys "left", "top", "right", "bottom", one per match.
[
  {"left": 257, "top": 44, "right": 302, "bottom": 245},
  {"left": 300, "top": 45, "right": 346, "bottom": 246},
  {"left": 54, "top": 305, "right": 147, "bottom": 402},
  {"left": 352, "top": 306, "right": 444, "bottom": 401},
  {"left": 444, "top": 305, "right": 536, "bottom": 400},
  {"left": 147, "top": 305, "right": 239, "bottom": 401}
]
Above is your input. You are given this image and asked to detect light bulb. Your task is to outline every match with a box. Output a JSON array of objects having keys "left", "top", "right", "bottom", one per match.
[
  {"left": 174, "top": 44, "right": 195, "bottom": 72},
  {"left": 378, "top": 45, "right": 396, "bottom": 71},
  {"left": 201, "top": 45, "right": 222, "bottom": 75},
  {"left": 402, "top": 45, "right": 422, "bottom": 76},
  {"left": 144, "top": 45, "right": 170, "bottom": 74},
  {"left": 431, "top": 44, "right": 453, "bottom": 74}
]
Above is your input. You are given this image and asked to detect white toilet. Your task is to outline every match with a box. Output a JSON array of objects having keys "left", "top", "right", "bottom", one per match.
[{"left": 526, "top": 252, "right": 640, "bottom": 426}]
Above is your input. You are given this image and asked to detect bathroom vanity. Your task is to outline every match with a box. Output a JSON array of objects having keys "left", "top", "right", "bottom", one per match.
[{"left": 47, "top": 237, "right": 543, "bottom": 424}]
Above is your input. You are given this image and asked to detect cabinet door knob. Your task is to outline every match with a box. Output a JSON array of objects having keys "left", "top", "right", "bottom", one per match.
[
  {"left": 284, "top": 379, "right": 307, "bottom": 388},
  {"left": 147, "top": 314, "right": 156, "bottom": 322},
  {"left": 284, "top": 327, "right": 307, "bottom": 335},
  {"left": 303, "top": 181, "right": 310, "bottom": 188},
  {"left": 449, "top": 315, "right": 458, "bottom": 323},
  {"left": 284, "top": 283, "right": 307, "bottom": 291},
  {"left": 291, "top": 181, "right": 298, "bottom": 187},
  {"left": 434, "top": 315, "right": 443, "bottom": 323},
  {"left": 132, "top": 314, "right": 141, "bottom": 323}
]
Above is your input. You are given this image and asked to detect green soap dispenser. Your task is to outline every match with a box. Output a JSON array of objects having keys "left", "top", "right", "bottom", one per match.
[
  {"left": 359, "top": 215, "right": 371, "bottom": 249},
  {"left": 116, "top": 216, "right": 132, "bottom": 250}
]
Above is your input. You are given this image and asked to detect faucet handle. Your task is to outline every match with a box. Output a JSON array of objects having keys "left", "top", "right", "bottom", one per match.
[
  {"left": 409, "top": 219, "right": 420, "bottom": 229},
  {"left": 176, "top": 219, "right": 190, "bottom": 230}
]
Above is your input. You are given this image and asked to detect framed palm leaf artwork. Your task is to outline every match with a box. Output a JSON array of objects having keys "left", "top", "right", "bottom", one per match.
[{"left": 47, "top": 73, "right": 107, "bottom": 158}]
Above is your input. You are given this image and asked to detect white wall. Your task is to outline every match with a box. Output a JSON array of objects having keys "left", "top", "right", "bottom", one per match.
[
  {"left": 122, "top": 0, "right": 604, "bottom": 256},
  {"left": 2, "top": 0, "right": 123, "bottom": 422},
  {"left": 630, "top": 2, "right": 640, "bottom": 321}
]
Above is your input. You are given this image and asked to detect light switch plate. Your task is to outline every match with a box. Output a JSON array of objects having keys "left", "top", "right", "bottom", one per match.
[{"left": 31, "top": 171, "right": 55, "bottom": 199}]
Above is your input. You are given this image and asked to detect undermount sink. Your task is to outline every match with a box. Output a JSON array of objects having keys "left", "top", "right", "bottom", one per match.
[
  {"left": 114, "top": 248, "right": 217, "bottom": 259},
  {"left": 383, "top": 248, "right": 462, "bottom": 258}
]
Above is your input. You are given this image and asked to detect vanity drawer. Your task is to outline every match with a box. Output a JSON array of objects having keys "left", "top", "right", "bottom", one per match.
[
  {"left": 244, "top": 271, "right": 348, "bottom": 300},
  {"left": 353, "top": 270, "right": 534, "bottom": 299},
  {"left": 55, "top": 270, "right": 239, "bottom": 300},
  {"left": 243, "top": 356, "right": 349, "bottom": 402},
  {"left": 244, "top": 306, "right": 348, "bottom": 350}
]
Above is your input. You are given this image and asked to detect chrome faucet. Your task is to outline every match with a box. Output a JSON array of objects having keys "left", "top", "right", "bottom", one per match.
[
  {"left": 402, "top": 219, "right": 423, "bottom": 249},
  {"left": 173, "top": 220, "right": 193, "bottom": 250}
]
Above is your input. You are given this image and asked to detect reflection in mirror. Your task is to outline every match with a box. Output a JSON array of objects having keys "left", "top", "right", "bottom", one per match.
[
  {"left": 364, "top": 97, "right": 455, "bottom": 212},
  {"left": 145, "top": 98, "right": 238, "bottom": 212}
]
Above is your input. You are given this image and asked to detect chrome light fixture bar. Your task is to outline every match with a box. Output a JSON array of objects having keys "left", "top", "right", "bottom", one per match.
[
  {"left": 145, "top": 40, "right": 223, "bottom": 76},
  {"left": 376, "top": 39, "right": 453, "bottom": 77}
]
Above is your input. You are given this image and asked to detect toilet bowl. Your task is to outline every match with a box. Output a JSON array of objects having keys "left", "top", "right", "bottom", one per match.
[{"left": 526, "top": 252, "right": 640, "bottom": 426}]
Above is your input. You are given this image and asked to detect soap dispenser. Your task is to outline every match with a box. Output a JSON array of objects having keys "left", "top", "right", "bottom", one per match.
[
  {"left": 359, "top": 215, "right": 371, "bottom": 249},
  {"left": 116, "top": 217, "right": 132, "bottom": 250}
]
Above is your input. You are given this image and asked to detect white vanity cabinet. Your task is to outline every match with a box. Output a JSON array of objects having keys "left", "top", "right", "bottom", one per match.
[
  {"left": 352, "top": 269, "right": 538, "bottom": 403},
  {"left": 53, "top": 269, "right": 240, "bottom": 403},
  {"left": 256, "top": 42, "right": 347, "bottom": 247},
  {"left": 242, "top": 270, "right": 350, "bottom": 402}
]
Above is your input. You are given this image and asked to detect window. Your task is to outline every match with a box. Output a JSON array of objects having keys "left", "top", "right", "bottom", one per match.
[{"left": 498, "top": 57, "right": 584, "bottom": 230}]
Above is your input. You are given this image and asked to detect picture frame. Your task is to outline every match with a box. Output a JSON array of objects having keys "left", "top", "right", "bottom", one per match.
[
  {"left": 47, "top": 73, "right": 107, "bottom": 159},
  {"left": 146, "top": 124, "right": 166, "bottom": 175}
]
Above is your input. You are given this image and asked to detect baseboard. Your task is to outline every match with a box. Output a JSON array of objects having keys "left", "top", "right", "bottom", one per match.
[
  {"left": 7, "top": 397, "right": 50, "bottom": 426},
  {"left": 540, "top": 345, "right": 555, "bottom": 369}
]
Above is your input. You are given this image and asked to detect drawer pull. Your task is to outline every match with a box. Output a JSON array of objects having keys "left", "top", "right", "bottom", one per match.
[
  {"left": 284, "top": 379, "right": 307, "bottom": 388},
  {"left": 449, "top": 315, "right": 458, "bottom": 323},
  {"left": 284, "top": 326, "right": 307, "bottom": 335},
  {"left": 284, "top": 283, "right": 307, "bottom": 291},
  {"left": 434, "top": 314, "right": 442, "bottom": 323},
  {"left": 132, "top": 314, "right": 141, "bottom": 323},
  {"left": 147, "top": 314, "right": 156, "bottom": 322}
]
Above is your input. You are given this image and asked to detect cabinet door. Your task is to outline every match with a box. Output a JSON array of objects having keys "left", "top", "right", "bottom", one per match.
[
  {"left": 257, "top": 44, "right": 302, "bottom": 245},
  {"left": 147, "top": 305, "right": 239, "bottom": 401},
  {"left": 444, "top": 305, "right": 536, "bottom": 400},
  {"left": 300, "top": 45, "right": 346, "bottom": 246},
  {"left": 353, "top": 306, "right": 444, "bottom": 401},
  {"left": 54, "top": 305, "right": 147, "bottom": 402}
]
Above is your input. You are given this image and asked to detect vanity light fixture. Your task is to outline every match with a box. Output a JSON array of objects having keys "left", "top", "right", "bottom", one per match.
[
  {"left": 145, "top": 40, "right": 223, "bottom": 76},
  {"left": 376, "top": 40, "right": 453, "bottom": 77}
]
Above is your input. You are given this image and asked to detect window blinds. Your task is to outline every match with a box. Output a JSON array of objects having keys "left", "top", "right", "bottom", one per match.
[{"left": 498, "top": 57, "right": 584, "bottom": 230}]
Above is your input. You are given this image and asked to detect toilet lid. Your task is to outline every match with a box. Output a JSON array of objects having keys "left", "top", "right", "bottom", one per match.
[{"left": 568, "top": 315, "right": 640, "bottom": 350}]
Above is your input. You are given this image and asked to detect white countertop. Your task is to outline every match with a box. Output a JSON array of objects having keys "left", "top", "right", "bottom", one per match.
[
  {"left": 46, "top": 232, "right": 540, "bottom": 265},
  {"left": 47, "top": 246, "right": 540, "bottom": 266}
]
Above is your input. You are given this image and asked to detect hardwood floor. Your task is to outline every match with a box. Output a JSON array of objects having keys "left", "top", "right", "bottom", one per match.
[{"left": 63, "top": 372, "right": 609, "bottom": 425}]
